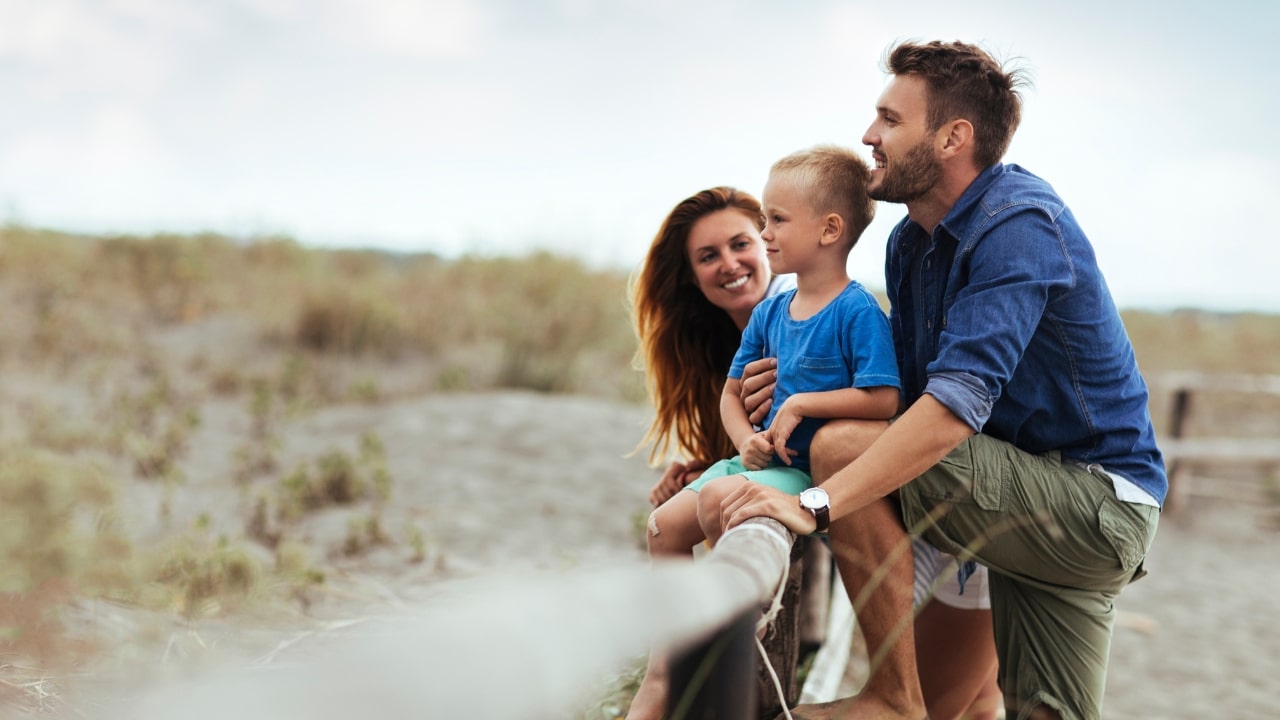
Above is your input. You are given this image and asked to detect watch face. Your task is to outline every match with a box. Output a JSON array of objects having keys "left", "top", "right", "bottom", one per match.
[{"left": 800, "top": 487, "right": 828, "bottom": 510}]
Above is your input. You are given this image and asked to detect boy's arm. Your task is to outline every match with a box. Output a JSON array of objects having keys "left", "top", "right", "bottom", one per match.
[
  {"left": 722, "top": 377, "right": 775, "bottom": 470},
  {"left": 781, "top": 386, "right": 899, "bottom": 421},
  {"left": 769, "top": 386, "right": 898, "bottom": 465}
]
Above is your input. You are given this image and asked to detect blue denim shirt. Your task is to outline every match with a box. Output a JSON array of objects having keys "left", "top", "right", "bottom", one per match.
[{"left": 887, "top": 163, "right": 1167, "bottom": 506}]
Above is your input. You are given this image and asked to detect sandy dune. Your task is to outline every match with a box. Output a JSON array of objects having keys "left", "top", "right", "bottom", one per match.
[{"left": 5, "top": 379, "right": 1278, "bottom": 718}]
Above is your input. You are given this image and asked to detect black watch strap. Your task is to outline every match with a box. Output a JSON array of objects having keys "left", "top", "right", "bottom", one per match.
[{"left": 811, "top": 504, "right": 830, "bottom": 533}]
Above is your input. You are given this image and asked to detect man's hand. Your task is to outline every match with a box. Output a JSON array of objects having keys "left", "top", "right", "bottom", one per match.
[
  {"left": 648, "top": 460, "right": 708, "bottom": 507},
  {"left": 720, "top": 481, "right": 817, "bottom": 536},
  {"left": 739, "top": 357, "right": 778, "bottom": 427}
]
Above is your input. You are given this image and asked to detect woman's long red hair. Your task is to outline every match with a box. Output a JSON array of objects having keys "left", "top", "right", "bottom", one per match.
[{"left": 629, "top": 187, "right": 765, "bottom": 466}]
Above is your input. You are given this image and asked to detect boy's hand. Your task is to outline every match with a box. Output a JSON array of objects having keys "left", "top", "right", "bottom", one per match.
[
  {"left": 739, "top": 358, "right": 778, "bottom": 426},
  {"left": 738, "top": 431, "right": 774, "bottom": 471},
  {"left": 769, "top": 397, "right": 804, "bottom": 466}
]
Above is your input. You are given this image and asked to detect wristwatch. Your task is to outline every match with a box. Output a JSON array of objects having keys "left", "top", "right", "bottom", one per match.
[{"left": 798, "top": 487, "right": 830, "bottom": 533}]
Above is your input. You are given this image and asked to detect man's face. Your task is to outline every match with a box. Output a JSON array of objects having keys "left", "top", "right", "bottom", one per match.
[{"left": 862, "top": 74, "right": 942, "bottom": 204}]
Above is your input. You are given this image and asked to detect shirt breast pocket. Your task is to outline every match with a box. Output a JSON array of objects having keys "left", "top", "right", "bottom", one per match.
[{"left": 794, "top": 355, "right": 848, "bottom": 392}]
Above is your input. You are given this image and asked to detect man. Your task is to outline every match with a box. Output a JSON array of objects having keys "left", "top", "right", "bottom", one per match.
[{"left": 725, "top": 40, "right": 1164, "bottom": 720}]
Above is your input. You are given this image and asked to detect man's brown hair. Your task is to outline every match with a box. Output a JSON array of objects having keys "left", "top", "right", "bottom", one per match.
[{"left": 887, "top": 40, "right": 1028, "bottom": 169}]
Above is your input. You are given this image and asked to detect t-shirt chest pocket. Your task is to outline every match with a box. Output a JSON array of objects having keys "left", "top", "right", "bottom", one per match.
[{"left": 794, "top": 355, "right": 849, "bottom": 392}]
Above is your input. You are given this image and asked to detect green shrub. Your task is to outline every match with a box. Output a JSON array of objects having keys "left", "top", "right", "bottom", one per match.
[
  {"left": 277, "top": 433, "right": 392, "bottom": 520},
  {"left": 293, "top": 288, "right": 409, "bottom": 356},
  {"left": 149, "top": 533, "right": 263, "bottom": 618},
  {"left": 0, "top": 448, "right": 133, "bottom": 596}
]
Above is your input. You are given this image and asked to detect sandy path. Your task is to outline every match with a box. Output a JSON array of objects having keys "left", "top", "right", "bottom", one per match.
[
  {"left": 16, "top": 387, "right": 1279, "bottom": 718},
  {"left": 289, "top": 392, "right": 1280, "bottom": 719}
]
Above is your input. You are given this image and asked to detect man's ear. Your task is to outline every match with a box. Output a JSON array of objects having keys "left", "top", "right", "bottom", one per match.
[
  {"left": 820, "top": 213, "right": 845, "bottom": 247},
  {"left": 937, "top": 119, "right": 974, "bottom": 159}
]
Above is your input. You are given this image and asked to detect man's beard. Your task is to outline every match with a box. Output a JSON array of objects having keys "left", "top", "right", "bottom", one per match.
[{"left": 869, "top": 137, "right": 942, "bottom": 204}]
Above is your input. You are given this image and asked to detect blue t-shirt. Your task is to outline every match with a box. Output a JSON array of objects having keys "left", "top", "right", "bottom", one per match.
[{"left": 729, "top": 280, "right": 900, "bottom": 470}]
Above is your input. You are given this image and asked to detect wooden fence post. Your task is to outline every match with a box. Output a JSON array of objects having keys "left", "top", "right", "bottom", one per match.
[
  {"left": 1165, "top": 385, "right": 1193, "bottom": 513},
  {"left": 667, "top": 610, "right": 760, "bottom": 719},
  {"left": 668, "top": 530, "right": 807, "bottom": 719}
]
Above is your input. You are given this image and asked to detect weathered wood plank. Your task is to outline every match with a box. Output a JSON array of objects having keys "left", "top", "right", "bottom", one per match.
[
  {"left": 110, "top": 518, "right": 801, "bottom": 720},
  {"left": 1154, "top": 372, "right": 1280, "bottom": 395},
  {"left": 1162, "top": 437, "right": 1280, "bottom": 462}
]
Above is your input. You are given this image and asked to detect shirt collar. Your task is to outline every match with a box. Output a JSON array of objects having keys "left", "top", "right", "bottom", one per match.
[
  {"left": 894, "top": 163, "right": 1006, "bottom": 256},
  {"left": 936, "top": 162, "right": 1005, "bottom": 240}
]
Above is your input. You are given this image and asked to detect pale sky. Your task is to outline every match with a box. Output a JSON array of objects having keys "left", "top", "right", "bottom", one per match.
[{"left": 2, "top": 0, "right": 1278, "bottom": 312}]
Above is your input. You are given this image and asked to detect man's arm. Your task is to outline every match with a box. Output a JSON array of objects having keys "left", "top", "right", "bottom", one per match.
[{"left": 723, "top": 393, "right": 973, "bottom": 534}]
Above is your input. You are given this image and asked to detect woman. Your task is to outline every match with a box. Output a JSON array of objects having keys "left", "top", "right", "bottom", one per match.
[
  {"left": 632, "top": 185, "right": 792, "bottom": 508},
  {"left": 630, "top": 186, "right": 1001, "bottom": 720}
]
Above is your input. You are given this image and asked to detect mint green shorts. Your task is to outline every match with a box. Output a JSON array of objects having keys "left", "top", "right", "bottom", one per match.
[{"left": 684, "top": 456, "right": 812, "bottom": 496}]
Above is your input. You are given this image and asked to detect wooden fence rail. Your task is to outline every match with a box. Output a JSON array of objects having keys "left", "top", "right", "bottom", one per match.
[
  {"left": 110, "top": 518, "right": 800, "bottom": 720},
  {"left": 1155, "top": 372, "right": 1280, "bottom": 512}
]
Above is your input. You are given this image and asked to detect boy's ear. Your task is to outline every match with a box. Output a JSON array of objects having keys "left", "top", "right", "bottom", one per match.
[{"left": 820, "top": 213, "right": 845, "bottom": 247}]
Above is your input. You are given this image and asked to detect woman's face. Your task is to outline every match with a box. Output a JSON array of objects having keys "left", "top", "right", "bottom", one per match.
[{"left": 685, "top": 209, "right": 771, "bottom": 330}]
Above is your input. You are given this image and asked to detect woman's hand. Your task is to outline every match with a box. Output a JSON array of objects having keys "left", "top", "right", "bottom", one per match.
[
  {"left": 739, "top": 357, "right": 778, "bottom": 426},
  {"left": 648, "top": 459, "right": 708, "bottom": 507}
]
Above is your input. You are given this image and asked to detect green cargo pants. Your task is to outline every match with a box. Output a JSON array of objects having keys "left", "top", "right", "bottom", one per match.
[{"left": 897, "top": 433, "right": 1159, "bottom": 720}]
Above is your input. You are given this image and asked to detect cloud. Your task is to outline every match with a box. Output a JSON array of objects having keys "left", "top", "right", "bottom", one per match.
[
  {"left": 318, "top": 0, "right": 492, "bottom": 58},
  {"left": 0, "top": 0, "right": 1276, "bottom": 311}
]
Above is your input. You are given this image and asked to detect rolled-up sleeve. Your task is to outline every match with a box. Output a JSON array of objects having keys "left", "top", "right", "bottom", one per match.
[{"left": 925, "top": 371, "right": 993, "bottom": 432}]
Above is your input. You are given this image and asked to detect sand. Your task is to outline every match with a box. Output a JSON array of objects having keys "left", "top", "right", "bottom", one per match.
[{"left": 3, "top": 339, "right": 1278, "bottom": 718}]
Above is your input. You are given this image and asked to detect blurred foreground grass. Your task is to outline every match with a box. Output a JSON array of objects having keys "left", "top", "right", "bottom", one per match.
[{"left": 1, "top": 224, "right": 1278, "bottom": 712}]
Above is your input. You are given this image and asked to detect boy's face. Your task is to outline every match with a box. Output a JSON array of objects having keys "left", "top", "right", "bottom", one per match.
[{"left": 760, "top": 173, "right": 826, "bottom": 277}]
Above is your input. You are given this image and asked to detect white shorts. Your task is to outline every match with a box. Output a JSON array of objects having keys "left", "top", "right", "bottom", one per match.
[{"left": 912, "top": 537, "right": 991, "bottom": 610}]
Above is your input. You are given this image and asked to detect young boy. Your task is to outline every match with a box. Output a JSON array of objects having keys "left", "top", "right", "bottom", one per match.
[{"left": 628, "top": 145, "right": 900, "bottom": 720}]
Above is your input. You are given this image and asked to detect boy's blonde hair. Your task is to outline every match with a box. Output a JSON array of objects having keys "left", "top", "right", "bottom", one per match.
[{"left": 769, "top": 145, "right": 875, "bottom": 247}]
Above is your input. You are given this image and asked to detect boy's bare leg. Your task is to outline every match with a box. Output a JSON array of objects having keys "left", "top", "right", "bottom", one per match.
[
  {"left": 784, "top": 420, "right": 927, "bottom": 720},
  {"left": 695, "top": 475, "right": 751, "bottom": 547},
  {"left": 628, "top": 491, "right": 706, "bottom": 720}
]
